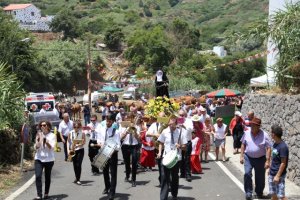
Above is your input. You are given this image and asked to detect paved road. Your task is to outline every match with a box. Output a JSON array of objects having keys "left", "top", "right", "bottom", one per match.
[{"left": 14, "top": 138, "right": 245, "bottom": 200}]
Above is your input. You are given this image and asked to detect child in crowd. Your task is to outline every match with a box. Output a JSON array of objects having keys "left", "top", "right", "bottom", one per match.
[{"left": 190, "top": 131, "right": 202, "bottom": 174}]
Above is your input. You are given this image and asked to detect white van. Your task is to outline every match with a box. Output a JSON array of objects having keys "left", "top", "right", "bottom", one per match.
[
  {"left": 83, "top": 91, "right": 102, "bottom": 106},
  {"left": 25, "top": 92, "right": 56, "bottom": 113},
  {"left": 122, "top": 87, "right": 137, "bottom": 100}
]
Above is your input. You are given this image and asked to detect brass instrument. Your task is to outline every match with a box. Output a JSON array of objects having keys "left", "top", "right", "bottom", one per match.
[{"left": 67, "top": 139, "right": 83, "bottom": 162}]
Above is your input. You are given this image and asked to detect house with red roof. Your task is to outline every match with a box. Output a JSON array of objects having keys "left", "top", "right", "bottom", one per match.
[{"left": 3, "top": 4, "right": 53, "bottom": 32}]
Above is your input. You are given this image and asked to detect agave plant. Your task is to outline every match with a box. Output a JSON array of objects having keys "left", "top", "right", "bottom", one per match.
[{"left": 0, "top": 62, "right": 26, "bottom": 130}]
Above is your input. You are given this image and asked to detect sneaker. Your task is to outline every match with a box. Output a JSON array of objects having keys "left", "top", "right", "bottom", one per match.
[
  {"left": 124, "top": 177, "right": 129, "bottom": 182},
  {"left": 76, "top": 181, "right": 81, "bottom": 185},
  {"left": 102, "top": 189, "right": 108, "bottom": 194},
  {"left": 186, "top": 175, "right": 192, "bottom": 182},
  {"left": 132, "top": 181, "right": 136, "bottom": 187},
  {"left": 245, "top": 195, "right": 252, "bottom": 200}
]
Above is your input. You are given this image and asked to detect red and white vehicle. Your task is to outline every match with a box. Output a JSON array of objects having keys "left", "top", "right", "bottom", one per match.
[{"left": 25, "top": 92, "right": 56, "bottom": 113}]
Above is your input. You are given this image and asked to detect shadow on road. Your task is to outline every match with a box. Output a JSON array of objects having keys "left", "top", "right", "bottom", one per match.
[
  {"left": 99, "top": 193, "right": 130, "bottom": 200},
  {"left": 178, "top": 185, "right": 193, "bottom": 190},
  {"left": 176, "top": 197, "right": 196, "bottom": 200},
  {"left": 45, "top": 194, "right": 68, "bottom": 200},
  {"left": 80, "top": 180, "right": 95, "bottom": 186},
  {"left": 136, "top": 180, "right": 150, "bottom": 186}
]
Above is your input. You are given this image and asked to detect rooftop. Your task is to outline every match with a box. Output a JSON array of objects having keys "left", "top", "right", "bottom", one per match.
[{"left": 3, "top": 4, "right": 32, "bottom": 11}]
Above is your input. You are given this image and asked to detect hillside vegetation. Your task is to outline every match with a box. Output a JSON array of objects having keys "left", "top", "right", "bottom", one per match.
[{"left": 1, "top": 0, "right": 268, "bottom": 49}]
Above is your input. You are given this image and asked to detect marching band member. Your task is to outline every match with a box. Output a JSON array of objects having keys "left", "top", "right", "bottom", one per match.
[
  {"left": 34, "top": 121, "right": 56, "bottom": 200},
  {"left": 87, "top": 114, "right": 101, "bottom": 175},
  {"left": 120, "top": 115, "right": 141, "bottom": 187},
  {"left": 97, "top": 114, "right": 121, "bottom": 200},
  {"left": 58, "top": 113, "right": 74, "bottom": 161},
  {"left": 157, "top": 117, "right": 187, "bottom": 200},
  {"left": 146, "top": 112, "right": 165, "bottom": 187},
  {"left": 178, "top": 110, "right": 193, "bottom": 182},
  {"left": 67, "top": 121, "right": 86, "bottom": 185}
]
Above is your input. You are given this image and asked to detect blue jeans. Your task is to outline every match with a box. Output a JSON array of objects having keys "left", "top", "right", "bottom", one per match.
[
  {"left": 244, "top": 154, "right": 266, "bottom": 197},
  {"left": 35, "top": 160, "right": 54, "bottom": 198},
  {"left": 84, "top": 115, "right": 90, "bottom": 126}
]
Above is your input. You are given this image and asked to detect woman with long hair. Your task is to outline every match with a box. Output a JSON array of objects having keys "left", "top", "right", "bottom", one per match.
[
  {"left": 34, "top": 121, "right": 56, "bottom": 199},
  {"left": 67, "top": 121, "right": 86, "bottom": 185}
]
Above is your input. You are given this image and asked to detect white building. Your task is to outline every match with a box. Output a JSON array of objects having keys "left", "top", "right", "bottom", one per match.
[
  {"left": 3, "top": 4, "right": 53, "bottom": 32},
  {"left": 213, "top": 46, "right": 227, "bottom": 58}
]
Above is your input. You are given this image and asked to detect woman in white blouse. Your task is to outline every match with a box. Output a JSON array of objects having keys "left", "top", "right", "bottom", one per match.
[
  {"left": 34, "top": 121, "right": 56, "bottom": 200},
  {"left": 67, "top": 121, "right": 86, "bottom": 185}
]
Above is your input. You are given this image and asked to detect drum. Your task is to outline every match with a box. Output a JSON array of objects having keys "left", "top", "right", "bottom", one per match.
[
  {"left": 92, "top": 138, "right": 118, "bottom": 170},
  {"left": 162, "top": 150, "right": 178, "bottom": 169}
]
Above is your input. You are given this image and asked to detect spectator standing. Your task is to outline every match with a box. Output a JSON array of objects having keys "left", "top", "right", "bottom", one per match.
[
  {"left": 244, "top": 111, "right": 254, "bottom": 128},
  {"left": 269, "top": 125, "right": 289, "bottom": 200},
  {"left": 240, "top": 117, "right": 272, "bottom": 200},
  {"left": 83, "top": 104, "right": 91, "bottom": 126},
  {"left": 58, "top": 113, "right": 74, "bottom": 161}
]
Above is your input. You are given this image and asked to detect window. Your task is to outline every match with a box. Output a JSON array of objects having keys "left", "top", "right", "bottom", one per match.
[{"left": 31, "top": 12, "right": 35, "bottom": 16}]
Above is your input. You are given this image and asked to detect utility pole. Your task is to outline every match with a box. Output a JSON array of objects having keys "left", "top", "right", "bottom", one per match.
[{"left": 87, "top": 39, "right": 92, "bottom": 110}]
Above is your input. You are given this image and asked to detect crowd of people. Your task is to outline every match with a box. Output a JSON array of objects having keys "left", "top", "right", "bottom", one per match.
[{"left": 33, "top": 99, "right": 289, "bottom": 200}]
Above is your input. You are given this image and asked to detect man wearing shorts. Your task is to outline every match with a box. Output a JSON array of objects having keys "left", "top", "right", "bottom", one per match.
[{"left": 269, "top": 124, "right": 289, "bottom": 200}]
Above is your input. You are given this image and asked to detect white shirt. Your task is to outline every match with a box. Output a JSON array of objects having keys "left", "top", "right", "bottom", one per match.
[
  {"left": 69, "top": 130, "right": 85, "bottom": 151},
  {"left": 53, "top": 108, "right": 59, "bottom": 117},
  {"left": 182, "top": 118, "right": 193, "bottom": 142},
  {"left": 34, "top": 132, "right": 56, "bottom": 162},
  {"left": 58, "top": 120, "right": 74, "bottom": 137},
  {"left": 115, "top": 113, "right": 122, "bottom": 124},
  {"left": 158, "top": 127, "right": 187, "bottom": 161},
  {"left": 146, "top": 122, "right": 161, "bottom": 136},
  {"left": 87, "top": 122, "right": 101, "bottom": 140},
  {"left": 97, "top": 126, "right": 121, "bottom": 149},
  {"left": 214, "top": 124, "right": 227, "bottom": 139},
  {"left": 39, "top": 108, "right": 46, "bottom": 114},
  {"left": 120, "top": 126, "right": 140, "bottom": 145}
]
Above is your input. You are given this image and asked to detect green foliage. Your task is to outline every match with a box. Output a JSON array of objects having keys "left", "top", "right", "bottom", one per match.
[
  {"left": 34, "top": 41, "right": 89, "bottom": 92},
  {"left": 143, "top": 5, "right": 152, "bottom": 17},
  {"left": 0, "top": 10, "right": 40, "bottom": 92},
  {"left": 50, "top": 9, "right": 82, "bottom": 40},
  {"left": 84, "top": 17, "right": 108, "bottom": 34},
  {"left": 0, "top": 63, "right": 26, "bottom": 130},
  {"left": 124, "top": 10, "right": 140, "bottom": 24},
  {"left": 125, "top": 26, "right": 173, "bottom": 71},
  {"left": 104, "top": 26, "right": 124, "bottom": 51}
]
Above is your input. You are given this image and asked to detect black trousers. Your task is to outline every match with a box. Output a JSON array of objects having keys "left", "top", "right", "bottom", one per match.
[
  {"left": 160, "top": 161, "right": 181, "bottom": 200},
  {"left": 35, "top": 160, "right": 54, "bottom": 198},
  {"left": 103, "top": 151, "right": 118, "bottom": 196},
  {"left": 156, "top": 149, "right": 164, "bottom": 185},
  {"left": 180, "top": 141, "right": 192, "bottom": 177},
  {"left": 88, "top": 140, "right": 100, "bottom": 173},
  {"left": 63, "top": 135, "right": 68, "bottom": 160},
  {"left": 73, "top": 148, "right": 84, "bottom": 181},
  {"left": 122, "top": 145, "right": 139, "bottom": 181}
]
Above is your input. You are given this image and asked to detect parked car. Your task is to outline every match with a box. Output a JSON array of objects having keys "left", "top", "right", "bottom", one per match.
[{"left": 28, "top": 112, "right": 61, "bottom": 142}]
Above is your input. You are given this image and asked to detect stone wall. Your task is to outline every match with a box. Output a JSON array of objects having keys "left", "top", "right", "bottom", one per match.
[{"left": 242, "top": 93, "right": 300, "bottom": 186}]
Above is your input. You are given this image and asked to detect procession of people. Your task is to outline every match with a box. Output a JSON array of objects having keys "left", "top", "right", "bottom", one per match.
[{"left": 30, "top": 72, "right": 289, "bottom": 200}]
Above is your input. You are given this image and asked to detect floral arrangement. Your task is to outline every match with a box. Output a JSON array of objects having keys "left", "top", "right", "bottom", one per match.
[{"left": 144, "top": 96, "right": 180, "bottom": 118}]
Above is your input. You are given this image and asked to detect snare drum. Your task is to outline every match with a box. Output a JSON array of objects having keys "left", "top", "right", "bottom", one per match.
[
  {"left": 92, "top": 138, "right": 118, "bottom": 170},
  {"left": 162, "top": 150, "right": 178, "bottom": 169}
]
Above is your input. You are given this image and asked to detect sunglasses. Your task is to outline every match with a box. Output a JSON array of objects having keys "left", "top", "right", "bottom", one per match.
[{"left": 41, "top": 124, "right": 47, "bottom": 127}]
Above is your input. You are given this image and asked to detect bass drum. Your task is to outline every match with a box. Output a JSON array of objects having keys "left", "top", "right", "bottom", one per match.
[{"left": 162, "top": 150, "right": 178, "bottom": 169}]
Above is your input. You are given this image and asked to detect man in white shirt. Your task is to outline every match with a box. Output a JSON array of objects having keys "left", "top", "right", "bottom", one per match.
[
  {"left": 58, "top": 113, "right": 73, "bottom": 161},
  {"left": 146, "top": 112, "right": 165, "bottom": 187},
  {"left": 96, "top": 114, "right": 121, "bottom": 200},
  {"left": 87, "top": 114, "right": 101, "bottom": 175},
  {"left": 157, "top": 117, "right": 187, "bottom": 200},
  {"left": 39, "top": 105, "right": 47, "bottom": 114},
  {"left": 120, "top": 118, "right": 140, "bottom": 187},
  {"left": 177, "top": 110, "right": 193, "bottom": 182}
]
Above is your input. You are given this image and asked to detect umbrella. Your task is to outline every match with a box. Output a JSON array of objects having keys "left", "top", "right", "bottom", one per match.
[
  {"left": 99, "top": 86, "right": 123, "bottom": 93},
  {"left": 206, "top": 88, "right": 241, "bottom": 98}
]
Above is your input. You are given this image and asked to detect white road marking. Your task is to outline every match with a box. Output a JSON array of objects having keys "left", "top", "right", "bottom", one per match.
[
  {"left": 208, "top": 152, "right": 244, "bottom": 192},
  {"left": 4, "top": 175, "right": 35, "bottom": 200}
]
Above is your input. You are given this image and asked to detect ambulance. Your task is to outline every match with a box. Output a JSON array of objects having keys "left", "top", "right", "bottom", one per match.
[{"left": 25, "top": 92, "right": 56, "bottom": 113}]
